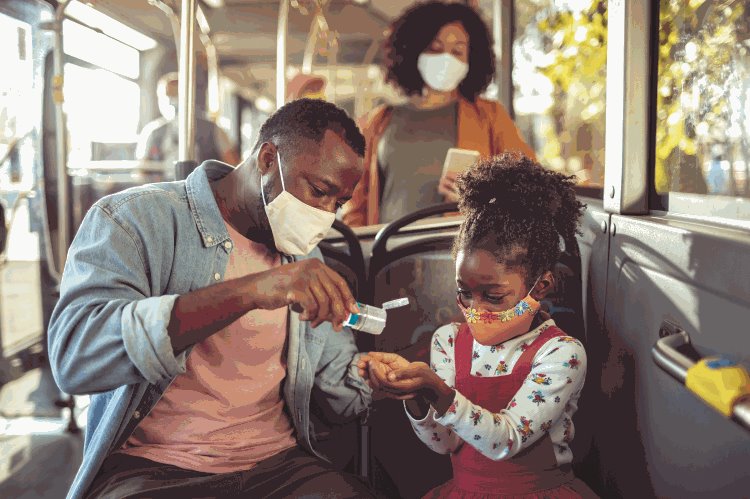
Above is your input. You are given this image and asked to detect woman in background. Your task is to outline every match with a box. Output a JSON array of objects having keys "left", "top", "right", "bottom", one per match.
[{"left": 342, "top": 0, "right": 535, "bottom": 227}]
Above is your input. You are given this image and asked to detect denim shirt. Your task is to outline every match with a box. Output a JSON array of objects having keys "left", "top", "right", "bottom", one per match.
[{"left": 47, "top": 161, "right": 372, "bottom": 499}]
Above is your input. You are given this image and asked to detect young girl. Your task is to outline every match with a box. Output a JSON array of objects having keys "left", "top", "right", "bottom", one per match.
[{"left": 363, "top": 153, "right": 596, "bottom": 498}]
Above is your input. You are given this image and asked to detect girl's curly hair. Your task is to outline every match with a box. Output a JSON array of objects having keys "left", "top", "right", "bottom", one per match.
[
  {"left": 452, "top": 152, "right": 586, "bottom": 287},
  {"left": 383, "top": 1, "right": 495, "bottom": 102}
]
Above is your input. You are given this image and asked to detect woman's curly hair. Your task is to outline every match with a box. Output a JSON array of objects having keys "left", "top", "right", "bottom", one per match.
[
  {"left": 383, "top": 1, "right": 495, "bottom": 102},
  {"left": 452, "top": 152, "right": 586, "bottom": 287}
]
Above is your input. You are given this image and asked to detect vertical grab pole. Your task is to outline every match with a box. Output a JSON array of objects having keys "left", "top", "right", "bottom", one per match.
[
  {"left": 302, "top": 14, "right": 321, "bottom": 75},
  {"left": 276, "top": 0, "right": 290, "bottom": 109},
  {"left": 175, "top": 0, "right": 198, "bottom": 180},
  {"left": 49, "top": 0, "right": 81, "bottom": 433},
  {"left": 52, "top": 0, "right": 70, "bottom": 271},
  {"left": 495, "top": 0, "right": 514, "bottom": 111},
  {"left": 195, "top": 6, "right": 220, "bottom": 120}
]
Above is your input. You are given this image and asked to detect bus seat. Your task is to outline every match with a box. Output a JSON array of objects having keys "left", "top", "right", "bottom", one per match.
[
  {"left": 544, "top": 242, "right": 585, "bottom": 343},
  {"left": 363, "top": 203, "right": 462, "bottom": 499},
  {"left": 319, "top": 220, "right": 367, "bottom": 298},
  {"left": 314, "top": 220, "right": 368, "bottom": 475}
]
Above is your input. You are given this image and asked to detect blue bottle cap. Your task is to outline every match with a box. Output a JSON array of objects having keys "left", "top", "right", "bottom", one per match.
[{"left": 344, "top": 313, "right": 360, "bottom": 327}]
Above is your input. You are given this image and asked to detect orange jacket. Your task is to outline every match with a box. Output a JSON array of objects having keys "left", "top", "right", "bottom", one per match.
[{"left": 342, "top": 98, "right": 536, "bottom": 227}]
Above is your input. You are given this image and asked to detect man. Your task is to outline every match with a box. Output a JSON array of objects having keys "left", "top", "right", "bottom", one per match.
[
  {"left": 136, "top": 72, "right": 241, "bottom": 166},
  {"left": 48, "top": 99, "right": 374, "bottom": 498}
]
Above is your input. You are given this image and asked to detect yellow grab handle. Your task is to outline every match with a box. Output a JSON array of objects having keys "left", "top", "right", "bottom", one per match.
[{"left": 685, "top": 357, "right": 750, "bottom": 417}]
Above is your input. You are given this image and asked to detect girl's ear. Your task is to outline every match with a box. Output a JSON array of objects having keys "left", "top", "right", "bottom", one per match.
[{"left": 531, "top": 270, "right": 556, "bottom": 301}]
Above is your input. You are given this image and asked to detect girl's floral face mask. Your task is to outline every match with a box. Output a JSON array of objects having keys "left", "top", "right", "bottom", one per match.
[{"left": 456, "top": 277, "right": 542, "bottom": 346}]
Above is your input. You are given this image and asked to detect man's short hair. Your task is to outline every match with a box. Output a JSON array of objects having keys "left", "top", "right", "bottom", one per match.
[{"left": 253, "top": 98, "right": 365, "bottom": 158}]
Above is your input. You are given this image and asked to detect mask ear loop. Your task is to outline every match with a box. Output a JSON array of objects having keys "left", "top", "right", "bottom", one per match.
[
  {"left": 275, "top": 150, "right": 287, "bottom": 191},
  {"left": 527, "top": 273, "right": 545, "bottom": 301},
  {"left": 260, "top": 148, "right": 286, "bottom": 207}
]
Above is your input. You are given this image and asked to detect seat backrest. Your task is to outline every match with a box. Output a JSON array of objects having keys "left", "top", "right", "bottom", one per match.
[
  {"left": 319, "top": 220, "right": 367, "bottom": 298},
  {"left": 362, "top": 204, "right": 462, "bottom": 498},
  {"left": 367, "top": 238, "right": 459, "bottom": 498},
  {"left": 311, "top": 220, "right": 368, "bottom": 475},
  {"left": 369, "top": 235, "right": 462, "bottom": 360}
]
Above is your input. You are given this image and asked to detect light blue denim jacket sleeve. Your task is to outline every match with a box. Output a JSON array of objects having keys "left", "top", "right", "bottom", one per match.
[
  {"left": 48, "top": 201, "right": 187, "bottom": 394},
  {"left": 312, "top": 323, "right": 372, "bottom": 424}
]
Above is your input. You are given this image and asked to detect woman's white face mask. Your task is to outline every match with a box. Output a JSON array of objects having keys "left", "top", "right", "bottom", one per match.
[
  {"left": 417, "top": 52, "right": 469, "bottom": 93},
  {"left": 261, "top": 150, "right": 336, "bottom": 256}
]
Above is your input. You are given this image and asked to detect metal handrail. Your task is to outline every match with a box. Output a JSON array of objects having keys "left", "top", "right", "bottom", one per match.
[
  {"left": 652, "top": 330, "right": 750, "bottom": 432},
  {"left": 177, "top": 0, "right": 197, "bottom": 165},
  {"left": 51, "top": 0, "right": 71, "bottom": 273},
  {"left": 652, "top": 330, "right": 693, "bottom": 384},
  {"left": 276, "top": 0, "right": 290, "bottom": 109},
  {"left": 148, "top": 1, "right": 220, "bottom": 121},
  {"left": 147, "top": 0, "right": 181, "bottom": 50}
]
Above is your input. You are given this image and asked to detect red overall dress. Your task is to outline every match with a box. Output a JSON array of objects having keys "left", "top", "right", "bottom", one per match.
[{"left": 424, "top": 324, "right": 595, "bottom": 499}]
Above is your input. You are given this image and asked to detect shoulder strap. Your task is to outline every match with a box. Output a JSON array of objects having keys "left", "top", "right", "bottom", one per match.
[
  {"left": 514, "top": 326, "right": 566, "bottom": 376},
  {"left": 454, "top": 323, "right": 473, "bottom": 379}
]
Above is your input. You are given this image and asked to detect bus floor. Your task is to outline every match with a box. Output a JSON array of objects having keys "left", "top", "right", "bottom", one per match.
[{"left": 0, "top": 366, "right": 87, "bottom": 499}]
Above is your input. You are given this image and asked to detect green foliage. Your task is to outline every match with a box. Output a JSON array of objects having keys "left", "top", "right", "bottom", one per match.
[
  {"left": 516, "top": 0, "right": 608, "bottom": 185},
  {"left": 655, "top": 0, "right": 745, "bottom": 194}
]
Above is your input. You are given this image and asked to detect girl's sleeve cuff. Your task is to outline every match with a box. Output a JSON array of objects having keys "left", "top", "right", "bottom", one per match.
[
  {"left": 433, "top": 390, "right": 469, "bottom": 427},
  {"left": 404, "top": 401, "right": 436, "bottom": 426}
]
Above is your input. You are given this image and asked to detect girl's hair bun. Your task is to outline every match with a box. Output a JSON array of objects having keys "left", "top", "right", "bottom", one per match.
[
  {"left": 456, "top": 152, "right": 563, "bottom": 222},
  {"left": 452, "top": 152, "right": 586, "bottom": 280}
]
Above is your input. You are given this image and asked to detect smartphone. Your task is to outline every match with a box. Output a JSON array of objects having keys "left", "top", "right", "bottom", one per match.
[{"left": 441, "top": 148, "right": 481, "bottom": 179}]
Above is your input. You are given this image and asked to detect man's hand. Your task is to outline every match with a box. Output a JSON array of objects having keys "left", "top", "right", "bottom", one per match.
[
  {"left": 438, "top": 172, "right": 460, "bottom": 203},
  {"left": 245, "top": 259, "right": 359, "bottom": 331}
]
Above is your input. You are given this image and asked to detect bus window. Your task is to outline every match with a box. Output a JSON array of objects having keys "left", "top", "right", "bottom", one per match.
[
  {"left": 64, "top": 63, "right": 141, "bottom": 165},
  {"left": 512, "top": 0, "right": 607, "bottom": 190},
  {"left": 0, "top": 11, "right": 34, "bottom": 189},
  {"left": 654, "top": 0, "right": 750, "bottom": 220},
  {"left": 0, "top": 3, "right": 50, "bottom": 365},
  {"left": 61, "top": 17, "right": 144, "bottom": 165}
]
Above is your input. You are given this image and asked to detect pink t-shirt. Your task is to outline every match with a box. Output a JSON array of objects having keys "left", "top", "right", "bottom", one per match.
[{"left": 118, "top": 221, "right": 297, "bottom": 473}]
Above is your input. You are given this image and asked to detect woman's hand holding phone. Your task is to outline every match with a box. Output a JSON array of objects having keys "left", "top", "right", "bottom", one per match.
[{"left": 438, "top": 172, "right": 460, "bottom": 202}]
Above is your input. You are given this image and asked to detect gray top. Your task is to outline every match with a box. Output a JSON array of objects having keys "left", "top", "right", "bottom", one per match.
[{"left": 377, "top": 102, "right": 458, "bottom": 224}]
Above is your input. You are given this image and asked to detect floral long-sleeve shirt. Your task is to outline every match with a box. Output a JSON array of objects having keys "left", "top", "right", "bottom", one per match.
[{"left": 405, "top": 319, "right": 586, "bottom": 464}]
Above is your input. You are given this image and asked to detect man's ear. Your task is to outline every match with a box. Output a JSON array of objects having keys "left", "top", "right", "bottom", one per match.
[
  {"left": 257, "top": 142, "right": 278, "bottom": 173},
  {"left": 532, "top": 270, "right": 556, "bottom": 301}
]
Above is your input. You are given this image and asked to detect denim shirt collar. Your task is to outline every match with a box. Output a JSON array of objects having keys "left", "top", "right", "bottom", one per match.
[
  {"left": 185, "top": 161, "right": 295, "bottom": 264},
  {"left": 185, "top": 161, "right": 234, "bottom": 248}
]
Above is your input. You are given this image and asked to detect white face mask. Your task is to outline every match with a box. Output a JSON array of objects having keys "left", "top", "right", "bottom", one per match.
[
  {"left": 417, "top": 52, "right": 469, "bottom": 93},
  {"left": 261, "top": 150, "right": 336, "bottom": 256}
]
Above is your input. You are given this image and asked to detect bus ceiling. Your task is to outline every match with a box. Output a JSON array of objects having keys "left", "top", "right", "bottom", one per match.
[{"left": 53, "top": 1, "right": 483, "bottom": 104}]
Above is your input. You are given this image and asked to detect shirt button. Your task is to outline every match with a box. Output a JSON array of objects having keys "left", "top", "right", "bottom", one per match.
[
  {"left": 206, "top": 236, "right": 213, "bottom": 244},
  {"left": 214, "top": 273, "right": 221, "bottom": 281},
  {"left": 133, "top": 410, "right": 141, "bottom": 419},
  {"left": 224, "top": 241, "right": 232, "bottom": 250}
]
